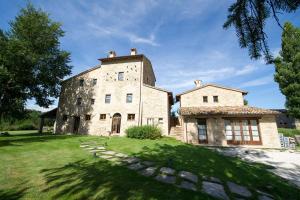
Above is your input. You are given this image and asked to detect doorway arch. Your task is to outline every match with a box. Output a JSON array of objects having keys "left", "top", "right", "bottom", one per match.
[{"left": 111, "top": 113, "right": 121, "bottom": 134}]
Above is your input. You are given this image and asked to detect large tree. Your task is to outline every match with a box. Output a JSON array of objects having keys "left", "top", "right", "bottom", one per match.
[
  {"left": 0, "top": 4, "right": 71, "bottom": 118},
  {"left": 224, "top": 0, "right": 300, "bottom": 63},
  {"left": 274, "top": 22, "right": 300, "bottom": 118}
]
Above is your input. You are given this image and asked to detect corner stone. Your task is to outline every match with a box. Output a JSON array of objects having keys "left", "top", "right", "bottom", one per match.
[
  {"left": 227, "top": 182, "right": 252, "bottom": 198},
  {"left": 202, "top": 181, "right": 229, "bottom": 200}
]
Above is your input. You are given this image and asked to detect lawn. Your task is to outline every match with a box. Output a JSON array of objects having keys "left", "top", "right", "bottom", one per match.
[{"left": 0, "top": 131, "right": 299, "bottom": 199}]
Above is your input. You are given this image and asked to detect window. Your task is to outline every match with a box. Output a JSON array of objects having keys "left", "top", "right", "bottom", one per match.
[
  {"left": 203, "top": 96, "right": 208, "bottom": 103},
  {"left": 91, "top": 98, "right": 95, "bottom": 105},
  {"left": 126, "top": 93, "right": 133, "bottom": 103},
  {"left": 100, "top": 114, "right": 106, "bottom": 120},
  {"left": 105, "top": 94, "right": 111, "bottom": 104},
  {"left": 213, "top": 96, "right": 219, "bottom": 103},
  {"left": 92, "top": 79, "right": 97, "bottom": 86},
  {"left": 79, "top": 79, "right": 84, "bottom": 86},
  {"left": 224, "top": 119, "right": 261, "bottom": 145},
  {"left": 127, "top": 114, "right": 135, "bottom": 121},
  {"left": 77, "top": 98, "right": 82, "bottom": 105},
  {"left": 147, "top": 118, "right": 154, "bottom": 125},
  {"left": 118, "top": 72, "right": 124, "bottom": 81},
  {"left": 197, "top": 119, "right": 207, "bottom": 143},
  {"left": 62, "top": 114, "right": 68, "bottom": 122},
  {"left": 158, "top": 118, "right": 163, "bottom": 124},
  {"left": 85, "top": 114, "right": 91, "bottom": 121}
]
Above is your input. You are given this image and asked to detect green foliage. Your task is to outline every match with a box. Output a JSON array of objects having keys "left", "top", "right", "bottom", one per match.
[
  {"left": 0, "top": 3, "right": 71, "bottom": 118},
  {"left": 278, "top": 128, "right": 300, "bottom": 137},
  {"left": 125, "top": 125, "right": 162, "bottom": 139},
  {"left": 274, "top": 22, "right": 300, "bottom": 118},
  {"left": 224, "top": 0, "right": 300, "bottom": 63},
  {"left": 244, "top": 99, "right": 248, "bottom": 105}
]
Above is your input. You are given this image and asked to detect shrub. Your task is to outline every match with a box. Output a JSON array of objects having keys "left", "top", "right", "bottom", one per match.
[{"left": 125, "top": 125, "right": 162, "bottom": 139}]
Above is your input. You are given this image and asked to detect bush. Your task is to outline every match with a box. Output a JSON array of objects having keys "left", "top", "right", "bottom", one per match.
[{"left": 125, "top": 125, "right": 162, "bottom": 139}]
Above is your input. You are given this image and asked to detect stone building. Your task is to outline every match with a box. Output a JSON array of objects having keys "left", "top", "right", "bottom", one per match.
[
  {"left": 271, "top": 109, "right": 300, "bottom": 129},
  {"left": 55, "top": 49, "right": 173, "bottom": 136},
  {"left": 174, "top": 80, "right": 281, "bottom": 148}
]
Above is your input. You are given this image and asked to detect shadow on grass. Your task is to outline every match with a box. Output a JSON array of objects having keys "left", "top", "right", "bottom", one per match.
[
  {"left": 0, "top": 187, "right": 28, "bottom": 200},
  {"left": 40, "top": 159, "right": 212, "bottom": 200},
  {"left": 0, "top": 132, "right": 85, "bottom": 147}
]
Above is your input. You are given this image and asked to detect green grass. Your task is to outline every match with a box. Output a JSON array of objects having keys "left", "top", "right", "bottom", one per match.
[
  {"left": 278, "top": 128, "right": 300, "bottom": 137},
  {"left": 0, "top": 131, "right": 299, "bottom": 199}
]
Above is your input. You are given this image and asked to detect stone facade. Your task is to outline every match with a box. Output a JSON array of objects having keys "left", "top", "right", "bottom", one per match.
[
  {"left": 176, "top": 81, "right": 281, "bottom": 148},
  {"left": 273, "top": 109, "right": 300, "bottom": 130},
  {"left": 55, "top": 50, "right": 172, "bottom": 136}
]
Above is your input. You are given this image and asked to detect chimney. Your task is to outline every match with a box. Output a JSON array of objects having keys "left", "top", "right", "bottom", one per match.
[
  {"left": 194, "top": 80, "right": 202, "bottom": 87},
  {"left": 108, "top": 51, "right": 116, "bottom": 58},
  {"left": 130, "top": 48, "right": 137, "bottom": 55}
]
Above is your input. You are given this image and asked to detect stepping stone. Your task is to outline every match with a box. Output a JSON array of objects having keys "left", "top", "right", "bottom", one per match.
[
  {"left": 98, "top": 155, "right": 114, "bottom": 160},
  {"left": 139, "top": 167, "right": 157, "bottom": 177},
  {"left": 96, "top": 146, "right": 106, "bottom": 150},
  {"left": 115, "top": 153, "right": 128, "bottom": 158},
  {"left": 178, "top": 180, "right": 197, "bottom": 191},
  {"left": 178, "top": 171, "right": 198, "bottom": 183},
  {"left": 80, "top": 145, "right": 89, "bottom": 148},
  {"left": 160, "top": 167, "right": 175, "bottom": 175},
  {"left": 127, "top": 162, "right": 145, "bottom": 171},
  {"left": 142, "top": 161, "right": 155, "bottom": 166},
  {"left": 89, "top": 149, "right": 106, "bottom": 153},
  {"left": 86, "top": 147, "right": 96, "bottom": 150},
  {"left": 155, "top": 174, "right": 176, "bottom": 184},
  {"left": 202, "top": 181, "right": 229, "bottom": 200},
  {"left": 258, "top": 195, "right": 274, "bottom": 200},
  {"left": 123, "top": 157, "right": 140, "bottom": 164},
  {"left": 227, "top": 182, "right": 252, "bottom": 198},
  {"left": 203, "top": 176, "right": 222, "bottom": 184},
  {"left": 101, "top": 151, "right": 116, "bottom": 155}
]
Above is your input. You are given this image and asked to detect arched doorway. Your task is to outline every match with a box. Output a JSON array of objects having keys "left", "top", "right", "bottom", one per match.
[{"left": 111, "top": 113, "right": 121, "bottom": 134}]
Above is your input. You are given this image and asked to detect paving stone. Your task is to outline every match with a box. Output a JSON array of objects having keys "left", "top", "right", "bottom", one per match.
[
  {"left": 123, "top": 157, "right": 140, "bottom": 164},
  {"left": 96, "top": 146, "right": 106, "bottom": 150},
  {"left": 127, "top": 162, "right": 145, "bottom": 171},
  {"left": 86, "top": 147, "right": 96, "bottom": 150},
  {"left": 139, "top": 167, "right": 157, "bottom": 177},
  {"left": 155, "top": 174, "right": 176, "bottom": 184},
  {"left": 178, "top": 180, "right": 197, "bottom": 191},
  {"left": 142, "top": 161, "right": 155, "bottom": 166},
  {"left": 101, "top": 151, "right": 116, "bottom": 155},
  {"left": 115, "top": 153, "right": 128, "bottom": 158},
  {"left": 202, "top": 181, "right": 229, "bottom": 200},
  {"left": 160, "top": 167, "right": 175, "bottom": 175},
  {"left": 98, "top": 155, "right": 114, "bottom": 160},
  {"left": 227, "top": 182, "right": 252, "bottom": 198},
  {"left": 178, "top": 171, "right": 198, "bottom": 183},
  {"left": 203, "top": 176, "right": 222, "bottom": 184},
  {"left": 80, "top": 145, "right": 89, "bottom": 148},
  {"left": 89, "top": 149, "right": 106, "bottom": 153}
]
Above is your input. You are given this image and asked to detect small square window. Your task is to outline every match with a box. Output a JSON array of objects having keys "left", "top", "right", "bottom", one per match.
[
  {"left": 92, "top": 79, "right": 97, "bottom": 86},
  {"left": 203, "top": 96, "right": 208, "bottom": 103},
  {"left": 77, "top": 97, "right": 82, "bottom": 105},
  {"left": 105, "top": 94, "right": 111, "bottom": 104},
  {"left": 91, "top": 98, "right": 95, "bottom": 105},
  {"left": 85, "top": 114, "right": 91, "bottom": 121},
  {"left": 118, "top": 72, "right": 124, "bottom": 81},
  {"left": 126, "top": 93, "right": 133, "bottom": 103},
  {"left": 158, "top": 118, "right": 163, "bottom": 124},
  {"left": 62, "top": 114, "right": 68, "bottom": 121},
  {"left": 79, "top": 79, "right": 84, "bottom": 86},
  {"left": 127, "top": 114, "right": 135, "bottom": 121},
  {"left": 213, "top": 96, "right": 218, "bottom": 103},
  {"left": 100, "top": 114, "right": 106, "bottom": 120}
]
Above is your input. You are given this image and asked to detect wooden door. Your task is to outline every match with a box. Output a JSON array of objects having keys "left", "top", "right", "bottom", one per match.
[
  {"left": 112, "top": 113, "right": 121, "bottom": 134},
  {"left": 73, "top": 116, "right": 80, "bottom": 134}
]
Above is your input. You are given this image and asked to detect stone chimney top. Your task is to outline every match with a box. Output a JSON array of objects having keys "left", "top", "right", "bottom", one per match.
[
  {"left": 130, "top": 48, "right": 137, "bottom": 55},
  {"left": 108, "top": 51, "right": 116, "bottom": 58},
  {"left": 194, "top": 80, "right": 202, "bottom": 87}
]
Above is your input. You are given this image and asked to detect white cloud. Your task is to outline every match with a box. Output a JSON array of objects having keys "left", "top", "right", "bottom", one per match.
[{"left": 240, "top": 75, "right": 274, "bottom": 88}]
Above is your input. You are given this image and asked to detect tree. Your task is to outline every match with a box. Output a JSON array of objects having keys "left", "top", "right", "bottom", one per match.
[
  {"left": 274, "top": 22, "right": 300, "bottom": 118},
  {"left": 224, "top": 0, "right": 300, "bottom": 63},
  {"left": 0, "top": 4, "right": 71, "bottom": 118}
]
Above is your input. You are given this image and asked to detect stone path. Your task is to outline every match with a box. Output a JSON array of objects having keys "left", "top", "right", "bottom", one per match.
[{"left": 80, "top": 142, "right": 274, "bottom": 199}]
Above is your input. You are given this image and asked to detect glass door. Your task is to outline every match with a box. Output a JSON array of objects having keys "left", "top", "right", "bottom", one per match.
[{"left": 197, "top": 119, "right": 208, "bottom": 143}]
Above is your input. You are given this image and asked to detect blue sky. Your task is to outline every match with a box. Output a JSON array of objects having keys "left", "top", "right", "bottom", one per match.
[{"left": 1, "top": 0, "right": 300, "bottom": 112}]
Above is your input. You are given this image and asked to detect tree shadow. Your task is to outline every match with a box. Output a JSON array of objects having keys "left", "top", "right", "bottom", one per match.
[
  {"left": 0, "top": 187, "right": 28, "bottom": 200},
  {"left": 40, "top": 159, "right": 213, "bottom": 200}
]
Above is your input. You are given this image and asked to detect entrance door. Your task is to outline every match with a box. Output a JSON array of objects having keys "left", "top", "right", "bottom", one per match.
[
  {"left": 111, "top": 113, "right": 121, "bottom": 134},
  {"left": 73, "top": 116, "right": 80, "bottom": 134},
  {"left": 197, "top": 119, "right": 208, "bottom": 143}
]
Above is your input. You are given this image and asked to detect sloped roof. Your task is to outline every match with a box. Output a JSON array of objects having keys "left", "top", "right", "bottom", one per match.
[
  {"left": 61, "top": 65, "right": 101, "bottom": 83},
  {"left": 99, "top": 54, "right": 144, "bottom": 63},
  {"left": 179, "top": 106, "right": 279, "bottom": 116},
  {"left": 176, "top": 84, "right": 248, "bottom": 101}
]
